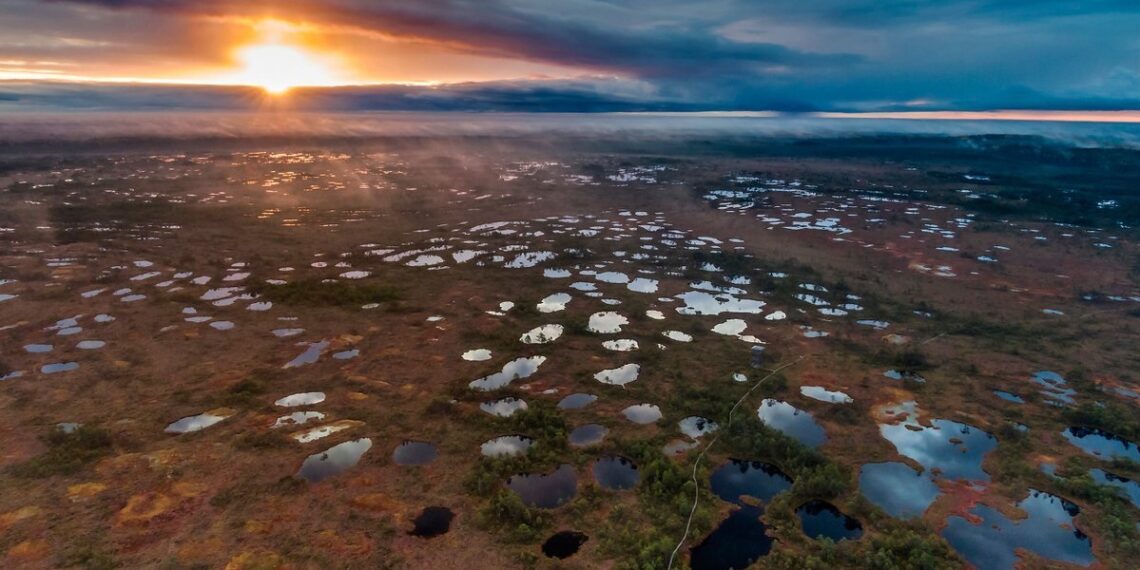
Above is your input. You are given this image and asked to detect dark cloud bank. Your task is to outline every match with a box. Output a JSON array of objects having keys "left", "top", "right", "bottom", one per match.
[{"left": 5, "top": 0, "right": 1140, "bottom": 112}]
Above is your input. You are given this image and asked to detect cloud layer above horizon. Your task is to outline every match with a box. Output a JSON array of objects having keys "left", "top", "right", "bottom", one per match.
[{"left": 2, "top": 0, "right": 1140, "bottom": 112}]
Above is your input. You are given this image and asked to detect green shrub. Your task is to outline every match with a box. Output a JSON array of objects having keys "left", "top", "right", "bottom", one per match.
[
  {"left": 1064, "top": 401, "right": 1140, "bottom": 439},
  {"left": 477, "top": 491, "right": 551, "bottom": 543},
  {"left": 597, "top": 505, "right": 684, "bottom": 570},
  {"left": 221, "top": 374, "right": 269, "bottom": 408},
  {"left": 11, "top": 425, "right": 114, "bottom": 478},
  {"left": 792, "top": 462, "right": 851, "bottom": 500},
  {"left": 1054, "top": 472, "right": 1140, "bottom": 559},
  {"left": 865, "top": 528, "right": 961, "bottom": 570},
  {"left": 252, "top": 279, "right": 401, "bottom": 307}
]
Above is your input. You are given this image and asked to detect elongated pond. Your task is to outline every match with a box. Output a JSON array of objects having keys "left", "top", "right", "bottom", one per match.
[
  {"left": 692, "top": 461, "right": 792, "bottom": 570},
  {"left": 942, "top": 489, "right": 1093, "bottom": 570},
  {"left": 296, "top": 438, "right": 373, "bottom": 483},
  {"left": 1062, "top": 426, "right": 1140, "bottom": 462}
]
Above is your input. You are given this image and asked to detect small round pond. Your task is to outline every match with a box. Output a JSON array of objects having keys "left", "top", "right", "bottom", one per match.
[
  {"left": 409, "top": 506, "right": 454, "bottom": 538},
  {"left": 507, "top": 464, "right": 578, "bottom": 509},
  {"left": 542, "top": 531, "right": 588, "bottom": 559},
  {"left": 592, "top": 456, "right": 639, "bottom": 490},
  {"left": 569, "top": 424, "right": 608, "bottom": 447},
  {"left": 393, "top": 440, "right": 438, "bottom": 466}
]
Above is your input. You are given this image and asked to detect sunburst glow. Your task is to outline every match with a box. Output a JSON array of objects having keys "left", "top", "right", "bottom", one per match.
[{"left": 232, "top": 43, "right": 340, "bottom": 94}]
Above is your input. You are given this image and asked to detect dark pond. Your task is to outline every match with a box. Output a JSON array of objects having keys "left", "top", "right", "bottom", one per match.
[
  {"left": 796, "top": 500, "right": 863, "bottom": 541},
  {"left": 569, "top": 424, "right": 608, "bottom": 447},
  {"left": 393, "top": 440, "right": 438, "bottom": 466},
  {"left": 1091, "top": 469, "right": 1140, "bottom": 508},
  {"left": 296, "top": 438, "right": 372, "bottom": 483},
  {"left": 879, "top": 418, "right": 996, "bottom": 481},
  {"left": 691, "top": 461, "right": 792, "bottom": 570},
  {"left": 1062, "top": 426, "right": 1140, "bottom": 462},
  {"left": 507, "top": 464, "right": 577, "bottom": 508},
  {"left": 709, "top": 459, "right": 792, "bottom": 505},
  {"left": 542, "top": 531, "right": 588, "bottom": 559},
  {"left": 593, "top": 456, "right": 639, "bottom": 490},
  {"left": 409, "top": 506, "right": 454, "bottom": 538},
  {"left": 942, "top": 489, "right": 1094, "bottom": 570},
  {"left": 858, "top": 462, "right": 940, "bottom": 519},
  {"left": 690, "top": 507, "right": 774, "bottom": 570},
  {"left": 756, "top": 399, "right": 826, "bottom": 448},
  {"left": 557, "top": 393, "right": 597, "bottom": 410}
]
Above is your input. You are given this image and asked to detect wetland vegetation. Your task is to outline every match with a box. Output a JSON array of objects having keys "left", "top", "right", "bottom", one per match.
[{"left": 0, "top": 128, "right": 1137, "bottom": 569}]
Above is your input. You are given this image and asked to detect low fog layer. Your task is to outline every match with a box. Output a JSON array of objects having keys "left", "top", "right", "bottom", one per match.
[{"left": 3, "top": 112, "right": 1140, "bottom": 148}]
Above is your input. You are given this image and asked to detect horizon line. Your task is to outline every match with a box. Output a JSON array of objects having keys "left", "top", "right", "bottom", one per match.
[{"left": 5, "top": 109, "right": 1140, "bottom": 125}]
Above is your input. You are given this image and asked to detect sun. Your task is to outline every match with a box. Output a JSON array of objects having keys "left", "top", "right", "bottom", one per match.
[{"left": 234, "top": 42, "right": 339, "bottom": 94}]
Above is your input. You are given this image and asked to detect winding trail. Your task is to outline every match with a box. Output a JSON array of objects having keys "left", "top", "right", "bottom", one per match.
[{"left": 666, "top": 355, "right": 808, "bottom": 570}]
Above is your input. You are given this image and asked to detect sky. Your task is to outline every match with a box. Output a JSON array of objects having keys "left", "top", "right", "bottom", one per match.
[{"left": 1, "top": 0, "right": 1139, "bottom": 113}]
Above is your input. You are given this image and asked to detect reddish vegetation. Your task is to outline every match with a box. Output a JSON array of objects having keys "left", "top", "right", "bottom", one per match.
[{"left": 0, "top": 146, "right": 1136, "bottom": 568}]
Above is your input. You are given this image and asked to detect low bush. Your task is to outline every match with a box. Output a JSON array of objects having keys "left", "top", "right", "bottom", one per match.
[
  {"left": 252, "top": 279, "right": 401, "bottom": 307},
  {"left": 11, "top": 425, "right": 114, "bottom": 478}
]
